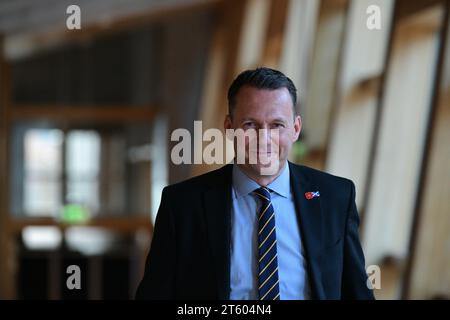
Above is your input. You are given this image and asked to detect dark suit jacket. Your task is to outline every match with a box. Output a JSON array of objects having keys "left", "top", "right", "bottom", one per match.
[{"left": 136, "top": 162, "right": 375, "bottom": 300}]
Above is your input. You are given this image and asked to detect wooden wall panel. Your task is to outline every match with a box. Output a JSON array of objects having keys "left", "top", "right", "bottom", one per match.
[
  {"left": 0, "top": 34, "right": 15, "bottom": 299},
  {"left": 363, "top": 5, "right": 444, "bottom": 268},
  {"left": 325, "top": 0, "right": 394, "bottom": 207},
  {"left": 407, "top": 3, "right": 450, "bottom": 299}
]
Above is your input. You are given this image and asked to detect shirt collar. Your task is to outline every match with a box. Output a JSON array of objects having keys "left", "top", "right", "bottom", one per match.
[{"left": 232, "top": 162, "right": 290, "bottom": 198}]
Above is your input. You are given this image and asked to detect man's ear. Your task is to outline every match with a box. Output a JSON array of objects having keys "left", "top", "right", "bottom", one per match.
[
  {"left": 224, "top": 114, "right": 233, "bottom": 130},
  {"left": 293, "top": 115, "right": 302, "bottom": 141}
]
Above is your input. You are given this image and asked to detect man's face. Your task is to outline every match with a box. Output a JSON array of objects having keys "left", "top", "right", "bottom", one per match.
[{"left": 224, "top": 85, "right": 301, "bottom": 179}]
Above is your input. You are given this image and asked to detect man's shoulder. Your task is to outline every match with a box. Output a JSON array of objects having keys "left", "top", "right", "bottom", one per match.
[
  {"left": 162, "top": 163, "right": 355, "bottom": 197},
  {"left": 163, "top": 164, "right": 232, "bottom": 195},
  {"left": 289, "top": 162, "right": 354, "bottom": 189}
]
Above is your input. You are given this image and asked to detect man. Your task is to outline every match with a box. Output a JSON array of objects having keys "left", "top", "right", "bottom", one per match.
[{"left": 136, "top": 67, "right": 374, "bottom": 300}]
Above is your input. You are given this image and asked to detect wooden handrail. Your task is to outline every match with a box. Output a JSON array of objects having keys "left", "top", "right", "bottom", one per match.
[{"left": 10, "top": 216, "right": 153, "bottom": 234}]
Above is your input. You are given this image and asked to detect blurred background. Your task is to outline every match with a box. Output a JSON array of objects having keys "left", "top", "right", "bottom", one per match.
[{"left": 0, "top": 0, "right": 449, "bottom": 300}]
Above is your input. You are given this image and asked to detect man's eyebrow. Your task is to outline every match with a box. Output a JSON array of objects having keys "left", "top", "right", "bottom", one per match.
[
  {"left": 240, "top": 117, "right": 257, "bottom": 122},
  {"left": 240, "top": 117, "right": 289, "bottom": 123}
]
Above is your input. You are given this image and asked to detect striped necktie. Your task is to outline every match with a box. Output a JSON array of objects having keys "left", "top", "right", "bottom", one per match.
[{"left": 253, "top": 187, "right": 280, "bottom": 300}]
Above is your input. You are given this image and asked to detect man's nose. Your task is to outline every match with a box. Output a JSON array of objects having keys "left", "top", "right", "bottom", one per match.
[
  {"left": 257, "top": 129, "right": 271, "bottom": 148},
  {"left": 257, "top": 128, "right": 280, "bottom": 149}
]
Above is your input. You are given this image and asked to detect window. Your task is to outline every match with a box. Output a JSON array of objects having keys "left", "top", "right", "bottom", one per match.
[
  {"left": 24, "top": 129, "right": 63, "bottom": 216},
  {"left": 12, "top": 123, "right": 152, "bottom": 218}
]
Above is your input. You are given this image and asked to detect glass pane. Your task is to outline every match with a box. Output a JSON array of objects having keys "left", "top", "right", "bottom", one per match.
[
  {"left": 66, "top": 130, "right": 101, "bottom": 214},
  {"left": 66, "top": 130, "right": 100, "bottom": 177},
  {"left": 24, "top": 180, "right": 61, "bottom": 216},
  {"left": 66, "top": 180, "right": 100, "bottom": 214},
  {"left": 24, "top": 129, "right": 63, "bottom": 174},
  {"left": 23, "top": 129, "right": 63, "bottom": 216}
]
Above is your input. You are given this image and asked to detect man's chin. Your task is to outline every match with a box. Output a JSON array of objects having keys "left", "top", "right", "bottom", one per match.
[{"left": 247, "top": 161, "right": 281, "bottom": 176}]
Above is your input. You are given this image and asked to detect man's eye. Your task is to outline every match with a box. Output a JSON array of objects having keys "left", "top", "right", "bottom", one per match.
[
  {"left": 272, "top": 123, "right": 285, "bottom": 128},
  {"left": 243, "top": 122, "right": 256, "bottom": 128}
]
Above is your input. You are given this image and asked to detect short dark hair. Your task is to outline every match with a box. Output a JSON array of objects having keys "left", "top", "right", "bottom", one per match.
[{"left": 227, "top": 67, "right": 297, "bottom": 116}]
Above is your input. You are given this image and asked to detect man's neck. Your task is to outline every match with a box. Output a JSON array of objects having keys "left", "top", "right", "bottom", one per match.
[{"left": 236, "top": 162, "right": 287, "bottom": 187}]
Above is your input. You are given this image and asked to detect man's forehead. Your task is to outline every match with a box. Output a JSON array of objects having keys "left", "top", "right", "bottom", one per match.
[
  {"left": 236, "top": 86, "right": 291, "bottom": 100},
  {"left": 235, "top": 87, "right": 293, "bottom": 109},
  {"left": 234, "top": 92, "right": 294, "bottom": 117}
]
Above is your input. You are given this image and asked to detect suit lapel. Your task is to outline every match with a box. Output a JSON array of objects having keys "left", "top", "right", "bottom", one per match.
[
  {"left": 289, "top": 162, "right": 326, "bottom": 299},
  {"left": 202, "top": 165, "right": 233, "bottom": 300}
]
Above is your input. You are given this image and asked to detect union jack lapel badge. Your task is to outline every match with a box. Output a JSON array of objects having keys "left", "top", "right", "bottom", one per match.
[{"left": 305, "top": 191, "right": 320, "bottom": 200}]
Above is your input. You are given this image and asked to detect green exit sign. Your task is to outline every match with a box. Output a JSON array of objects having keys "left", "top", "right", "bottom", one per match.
[{"left": 61, "top": 204, "right": 90, "bottom": 224}]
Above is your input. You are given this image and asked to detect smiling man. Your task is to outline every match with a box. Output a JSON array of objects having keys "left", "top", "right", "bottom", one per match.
[{"left": 136, "top": 67, "right": 374, "bottom": 300}]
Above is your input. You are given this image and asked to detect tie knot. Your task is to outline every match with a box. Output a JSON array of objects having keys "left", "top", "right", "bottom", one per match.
[{"left": 253, "top": 187, "right": 271, "bottom": 202}]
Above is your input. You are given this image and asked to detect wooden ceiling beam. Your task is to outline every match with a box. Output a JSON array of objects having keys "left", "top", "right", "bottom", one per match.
[{"left": 10, "top": 105, "right": 158, "bottom": 123}]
